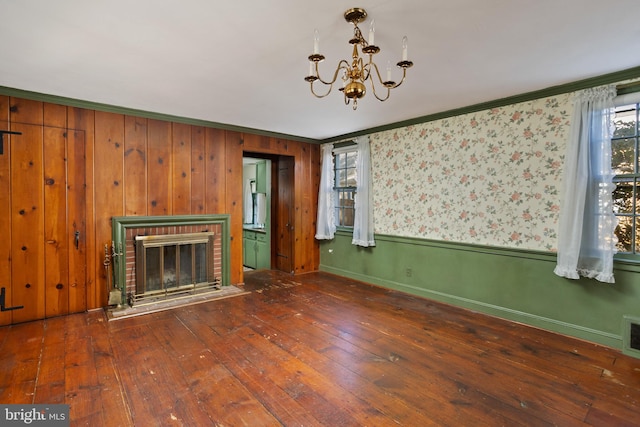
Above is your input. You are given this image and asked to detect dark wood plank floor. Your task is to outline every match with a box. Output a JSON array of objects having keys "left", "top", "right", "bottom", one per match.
[{"left": 1, "top": 270, "right": 639, "bottom": 426}]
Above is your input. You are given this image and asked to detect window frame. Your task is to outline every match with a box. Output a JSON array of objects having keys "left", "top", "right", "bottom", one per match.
[
  {"left": 612, "top": 100, "right": 640, "bottom": 261},
  {"left": 332, "top": 144, "right": 358, "bottom": 229}
]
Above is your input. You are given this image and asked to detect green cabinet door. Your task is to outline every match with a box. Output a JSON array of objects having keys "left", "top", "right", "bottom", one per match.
[
  {"left": 256, "top": 160, "right": 267, "bottom": 194},
  {"left": 255, "top": 237, "right": 270, "bottom": 269},
  {"left": 243, "top": 231, "right": 257, "bottom": 269}
]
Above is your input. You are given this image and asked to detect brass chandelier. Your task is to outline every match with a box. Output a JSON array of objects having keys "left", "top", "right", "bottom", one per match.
[{"left": 305, "top": 7, "right": 413, "bottom": 110}]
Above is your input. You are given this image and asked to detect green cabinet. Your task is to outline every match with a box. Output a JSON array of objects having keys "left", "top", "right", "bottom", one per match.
[
  {"left": 255, "top": 160, "right": 267, "bottom": 194},
  {"left": 243, "top": 229, "right": 270, "bottom": 269}
]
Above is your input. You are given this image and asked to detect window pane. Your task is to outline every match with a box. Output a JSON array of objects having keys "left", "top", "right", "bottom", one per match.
[
  {"left": 341, "top": 206, "right": 354, "bottom": 227},
  {"left": 636, "top": 218, "right": 640, "bottom": 254},
  {"left": 346, "top": 166, "right": 357, "bottom": 187},
  {"left": 338, "top": 190, "right": 355, "bottom": 205},
  {"left": 611, "top": 138, "right": 636, "bottom": 174},
  {"left": 635, "top": 179, "right": 640, "bottom": 214},
  {"left": 613, "top": 181, "right": 634, "bottom": 214},
  {"left": 613, "top": 105, "right": 637, "bottom": 138},
  {"left": 615, "top": 216, "right": 633, "bottom": 253},
  {"left": 346, "top": 151, "right": 357, "bottom": 168},
  {"left": 336, "top": 153, "right": 346, "bottom": 169},
  {"left": 337, "top": 169, "right": 346, "bottom": 187}
]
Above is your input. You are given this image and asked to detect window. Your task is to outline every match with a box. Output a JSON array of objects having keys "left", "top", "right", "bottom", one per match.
[
  {"left": 612, "top": 103, "right": 640, "bottom": 255},
  {"left": 333, "top": 148, "right": 357, "bottom": 227}
]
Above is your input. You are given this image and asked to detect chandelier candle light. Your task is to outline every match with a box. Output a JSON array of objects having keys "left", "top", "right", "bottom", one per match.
[{"left": 305, "top": 7, "right": 413, "bottom": 110}]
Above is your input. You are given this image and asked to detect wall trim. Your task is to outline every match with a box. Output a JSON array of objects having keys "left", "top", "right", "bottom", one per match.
[
  {"left": 320, "top": 264, "right": 622, "bottom": 349},
  {"left": 358, "top": 231, "right": 640, "bottom": 273}
]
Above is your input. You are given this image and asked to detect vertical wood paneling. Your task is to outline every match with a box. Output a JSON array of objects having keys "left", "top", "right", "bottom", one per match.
[
  {"left": 43, "top": 103, "right": 67, "bottom": 128},
  {"left": 10, "top": 98, "right": 44, "bottom": 126},
  {"left": 293, "top": 143, "right": 305, "bottom": 274},
  {"left": 225, "top": 131, "right": 243, "bottom": 285},
  {"left": 124, "top": 116, "right": 148, "bottom": 216},
  {"left": 297, "top": 143, "right": 313, "bottom": 273},
  {"left": 2, "top": 96, "right": 321, "bottom": 315},
  {"left": 68, "top": 107, "right": 96, "bottom": 309},
  {"left": 67, "top": 129, "right": 87, "bottom": 314},
  {"left": 0, "top": 96, "right": 11, "bottom": 325},
  {"left": 94, "top": 111, "right": 124, "bottom": 308},
  {"left": 190, "top": 126, "right": 205, "bottom": 214},
  {"left": 204, "top": 128, "right": 225, "bottom": 213},
  {"left": 43, "top": 126, "right": 69, "bottom": 317},
  {"left": 172, "top": 123, "right": 191, "bottom": 214},
  {"left": 243, "top": 133, "right": 270, "bottom": 151},
  {"left": 147, "top": 119, "right": 171, "bottom": 215},
  {"left": 10, "top": 99, "right": 45, "bottom": 323},
  {"left": 10, "top": 121, "right": 45, "bottom": 322},
  {"left": 309, "top": 143, "right": 321, "bottom": 271}
]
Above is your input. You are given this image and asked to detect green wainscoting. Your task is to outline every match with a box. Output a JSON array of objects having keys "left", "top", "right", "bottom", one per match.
[{"left": 319, "top": 231, "right": 640, "bottom": 352}]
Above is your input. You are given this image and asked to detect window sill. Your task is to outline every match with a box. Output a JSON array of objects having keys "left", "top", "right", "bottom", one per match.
[
  {"left": 614, "top": 254, "right": 640, "bottom": 273},
  {"left": 335, "top": 226, "right": 354, "bottom": 233}
]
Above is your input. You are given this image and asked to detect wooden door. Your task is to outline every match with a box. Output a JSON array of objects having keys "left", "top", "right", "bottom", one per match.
[
  {"left": 275, "top": 156, "right": 294, "bottom": 274},
  {"left": 1, "top": 124, "right": 86, "bottom": 325}
]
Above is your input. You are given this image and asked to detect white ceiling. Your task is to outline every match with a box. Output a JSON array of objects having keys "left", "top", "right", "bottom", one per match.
[{"left": 1, "top": 0, "right": 640, "bottom": 141}]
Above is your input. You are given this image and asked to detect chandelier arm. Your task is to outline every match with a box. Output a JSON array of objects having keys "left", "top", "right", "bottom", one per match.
[
  {"left": 388, "top": 67, "right": 409, "bottom": 89},
  {"left": 362, "top": 57, "right": 374, "bottom": 81},
  {"left": 309, "top": 80, "right": 334, "bottom": 98},
  {"left": 316, "top": 60, "right": 351, "bottom": 86},
  {"left": 367, "top": 62, "right": 391, "bottom": 102},
  {"left": 369, "top": 78, "right": 391, "bottom": 102}
]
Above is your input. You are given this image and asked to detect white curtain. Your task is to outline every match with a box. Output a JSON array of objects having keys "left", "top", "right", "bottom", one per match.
[
  {"left": 315, "top": 143, "right": 336, "bottom": 240},
  {"left": 352, "top": 136, "right": 375, "bottom": 247},
  {"left": 243, "top": 179, "right": 253, "bottom": 223},
  {"left": 554, "top": 85, "right": 618, "bottom": 283}
]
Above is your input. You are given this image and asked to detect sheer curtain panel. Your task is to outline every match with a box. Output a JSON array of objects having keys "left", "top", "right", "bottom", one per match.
[
  {"left": 352, "top": 136, "right": 376, "bottom": 247},
  {"left": 554, "top": 85, "right": 618, "bottom": 283},
  {"left": 315, "top": 143, "right": 336, "bottom": 240}
]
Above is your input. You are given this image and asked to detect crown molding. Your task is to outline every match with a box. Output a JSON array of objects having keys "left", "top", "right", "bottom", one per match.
[
  {"left": 321, "top": 65, "right": 640, "bottom": 143},
  {"left": 0, "top": 85, "right": 321, "bottom": 145},
  {"left": 3, "top": 65, "right": 640, "bottom": 145}
]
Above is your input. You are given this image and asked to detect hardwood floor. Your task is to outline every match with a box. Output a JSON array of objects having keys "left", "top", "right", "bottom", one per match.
[{"left": 1, "top": 270, "right": 639, "bottom": 426}]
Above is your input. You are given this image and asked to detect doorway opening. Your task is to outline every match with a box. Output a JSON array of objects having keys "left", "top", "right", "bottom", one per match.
[{"left": 243, "top": 152, "right": 294, "bottom": 275}]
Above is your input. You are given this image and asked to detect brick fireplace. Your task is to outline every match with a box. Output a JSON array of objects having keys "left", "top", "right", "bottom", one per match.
[{"left": 111, "top": 215, "right": 230, "bottom": 307}]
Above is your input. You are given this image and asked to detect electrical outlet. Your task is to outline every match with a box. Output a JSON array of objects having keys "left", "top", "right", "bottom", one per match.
[{"left": 405, "top": 268, "right": 412, "bottom": 277}]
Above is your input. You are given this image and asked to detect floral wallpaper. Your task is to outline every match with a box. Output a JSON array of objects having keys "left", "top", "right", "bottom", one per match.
[{"left": 370, "top": 93, "right": 573, "bottom": 251}]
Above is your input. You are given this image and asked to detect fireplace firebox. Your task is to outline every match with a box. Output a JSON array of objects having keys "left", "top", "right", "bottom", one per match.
[{"left": 135, "top": 232, "right": 219, "bottom": 303}]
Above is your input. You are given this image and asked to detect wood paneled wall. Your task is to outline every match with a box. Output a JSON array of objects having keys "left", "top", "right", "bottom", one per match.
[{"left": 0, "top": 96, "right": 320, "bottom": 318}]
